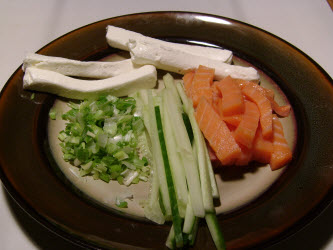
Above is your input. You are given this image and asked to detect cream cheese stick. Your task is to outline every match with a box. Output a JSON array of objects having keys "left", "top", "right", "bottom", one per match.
[
  {"left": 22, "top": 53, "right": 138, "bottom": 79},
  {"left": 128, "top": 39, "right": 259, "bottom": 81},
  {"left": 106, "top": 25, "right": 233, "bottom": 64},
  {"left": 23, "top": 65, "right": 157, "bottom": 100}
]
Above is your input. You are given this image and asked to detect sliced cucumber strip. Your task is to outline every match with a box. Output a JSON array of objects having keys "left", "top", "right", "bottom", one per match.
[
  {"left": 164, "top": 87, "right": 205, "bottom": 218},
  {"left": 147, "top": 90, "right": 171, "bottom": 219},
  {"left": 205, "top": 213, "right": 226, "bottom": 250},
  {"left": 155, "top": 105, "right": 183, "bottom": 247},
  {"left": 183, "top": 195, "right": 196, "bottom": 234},
  {"left": 194, "top": 133, "right": 214, "bottom": 212},
  {"left": 163, "top": 73, "right": 182, "bottom": 108},
  {"left": 165, "top": 225, "right": 175, "bottom": 249},
  {"left": 189, "top": 217, "right": 199, "bottom": 246},
  {"left": 161, "top": 90, "right": 188, "bottom": 217},
  {"left": 204, "top": 140, "right": 220, "bottom": 199}
]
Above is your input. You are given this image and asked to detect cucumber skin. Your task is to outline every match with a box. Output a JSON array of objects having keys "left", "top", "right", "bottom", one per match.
[{"left": 182, "top": 113, "right": 194, "bottom": 144}]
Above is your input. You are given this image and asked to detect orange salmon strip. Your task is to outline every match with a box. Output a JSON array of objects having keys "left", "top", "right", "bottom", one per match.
[
  {"left": 216, "top": 76, "right": 245, "bottom": 116},
  {"left": 195, "top": 97, "right": 241, "bottom": 165},
  {"left": 264, "top": 89, "right": 291, "bottom": 117},
  {"left": 213, "top": 98, "right": 243, "bottom": 127},
  {"left": 252, "top": 128, "right": 273, "bottom": 164},
  {"left": 212, "top": 81, "right": 222, "bottom": 99},
  {"left": 241, "top": 82, "right": 291, "bottom": 117},
  {"left": 233, "top": 100, "right": 260, "bottom": 148},
  {"left": 270, "top": 115, "right": 292, "bottom": 170},
  {"left": 190, "top": 65, "right": 215, "bottom": 107},
  {"left": 182, "top": 71, "right": 195, "bottom": 98},
  {"left": 222, "top": 114, "right": 243, "bottom": 127},
  {"left": 234, "top": 144, "right": 253, "bottom": 166},
  {"left": 242, "top": 82, "right": 273, "bottom": 139},
  {"left": 211, "top": 81, "right": 222, "bottom": 111}
]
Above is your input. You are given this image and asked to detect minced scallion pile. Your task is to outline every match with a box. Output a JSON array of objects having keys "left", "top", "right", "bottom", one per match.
[{"left": 56, "top": 94, "right": 151, "bottom": 186}]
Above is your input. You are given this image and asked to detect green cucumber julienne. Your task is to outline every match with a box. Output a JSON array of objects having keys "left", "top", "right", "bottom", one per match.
[
  {"left": 155, "top": 105, "right": 183, "bottom": 248},
  {"left": 147, "top": 90, "right": 172, "bottom": 219},
  {"left": 163, "top": 78, "right": 205, "bottom": 218},
  {"left": 161, "top": 91, "right": 188, "bottom": 217},
  {"left": 206, "top": 213, "right": 226, "bottom": 250}
]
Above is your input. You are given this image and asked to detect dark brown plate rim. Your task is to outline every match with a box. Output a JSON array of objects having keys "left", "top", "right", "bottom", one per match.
[{"left": 0, "top": 11, "right": 333, "bottom": 249}]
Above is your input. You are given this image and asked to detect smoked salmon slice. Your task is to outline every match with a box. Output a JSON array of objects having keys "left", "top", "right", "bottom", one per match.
[
  {"left": 182, "top": 71, "right": 195, "bottom": 97},
  {"left": 195, "top": 97, "right": 241, "bottom": 165},
  {"left": 190, "top": 65, "right": 215, "bottom": 107},
  {"left": 213, "top": 98, "right": 243, "bottom": 127},
  {"left": 252, "top": 127, "right": 273, "bottom": 164},
  {"left": 242, "top": 82, "right": 273, "bottom": 139},
  {"left": 233, "top": 100, "right": 260, "bottom": 148},
  {"left": 264, "top": 89, "right": 291, "bottom": 117},
  {"left": 216, "top": 76, "right": 245, "bottom": 116},
  {"left": 234, "top": 144, "right": 253, "bottom": 166},
  {"left": 241, "top": 82, "right": 291, "bottom": 118},
  {"left": 270, "top": 115, "right": 292, "bottom": 170},
  {"left": 222, "top": 114, "right": 243, "bottom": 127},
  {"left": 212, "top": 83, "right": 221, "bottom": 114},
  {"left": 212, "top": 81, "right": 222, "bottom": 99}
]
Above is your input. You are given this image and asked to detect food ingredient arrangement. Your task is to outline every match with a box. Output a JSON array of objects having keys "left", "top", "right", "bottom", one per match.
[{"left": 22, "top": 26, "right": 293, "bottom": 249}]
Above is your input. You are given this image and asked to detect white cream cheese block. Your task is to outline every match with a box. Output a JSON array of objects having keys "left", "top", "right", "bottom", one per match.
[
  {"left": 106, "top": 25, "right": 233, "bottom": 64},
  {"left": 22, "top": 53, "right": 138, "bottom": 79},
  {"left": 23, "top": 65, "right": 157, "bottom": 99},
  {"left": 128, "top": 39, "right": 259, "bottom": 81}
]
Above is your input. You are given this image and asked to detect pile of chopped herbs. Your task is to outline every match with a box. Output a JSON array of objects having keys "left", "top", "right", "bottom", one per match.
[{"left": 56, "top": 94, "right": 151, "bottom": 186}]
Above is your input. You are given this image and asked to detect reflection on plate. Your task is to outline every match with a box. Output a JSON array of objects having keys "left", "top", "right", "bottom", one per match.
[{"left": 0, "top": 12, "right": 332, "bottom": 250}]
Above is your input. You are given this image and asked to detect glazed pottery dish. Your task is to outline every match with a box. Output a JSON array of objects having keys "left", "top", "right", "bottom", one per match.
[{"left": 0, "top": 12, "right": 332, "bottom": 249}]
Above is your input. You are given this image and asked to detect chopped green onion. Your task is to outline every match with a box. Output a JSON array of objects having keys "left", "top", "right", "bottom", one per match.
[
  {"left": 49, "top": 108, "right": 57, "bottom": 120},
  {"left": 114, "top": 151, "right": 128, "bottom": 161},
  {"left": 58, "top": 94, "right": 151, "bottom": 185},
  {"left": 99, "top": 172, "right": 111, "bottom": 183},
  {"left": 115, "top": 197, "right": 128, "bottom": 208},
  {"left": 122, "top": 161, "right": 136, "bottom": 170},
  {"left": 117, "top": 176, "right": 124, "bottom": 185},
  {"left": 103, "top": 118, "right": 117, "bottom": 136},
  {"left": 58, "top": 131, "right": 67, "bottom": 141},
  {"left": 123, "top": 170, "right": 139, "bottom": 186}
]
